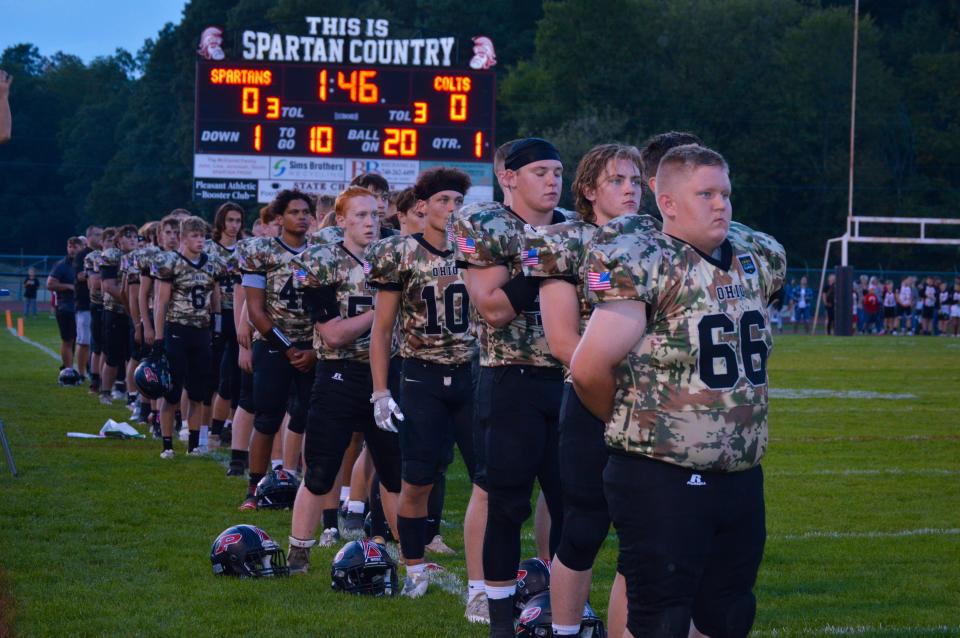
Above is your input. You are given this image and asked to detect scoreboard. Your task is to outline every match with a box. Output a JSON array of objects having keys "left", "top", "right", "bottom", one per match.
[{"left": 193, "top": 59, "right": 496, "bottom": 204}]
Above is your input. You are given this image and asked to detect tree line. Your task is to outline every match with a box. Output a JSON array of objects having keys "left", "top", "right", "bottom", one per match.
[{"left": 1, "top": 0, "right": 957, "bottom": 270}]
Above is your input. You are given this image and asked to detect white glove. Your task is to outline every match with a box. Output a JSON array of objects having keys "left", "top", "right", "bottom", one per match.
[{"left": 370, "top": 390, "right": 404, "bottom": 433}]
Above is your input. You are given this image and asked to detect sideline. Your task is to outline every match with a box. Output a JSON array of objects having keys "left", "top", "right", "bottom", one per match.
[{"left": 5, "top": 327, "right": 60, "bottom": 362}]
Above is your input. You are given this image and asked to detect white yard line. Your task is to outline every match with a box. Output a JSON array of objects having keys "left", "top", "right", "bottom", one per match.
[
  {"left": 753, "top": 625, "right": 959, "bottom": 636},
  {"left": 6, "top": 327, "right": 60, "bottom": 362},
  {"left": 777, "top": 528, "right": 960, "bottom": 540},
  {"left": 771, "top": 388, "right": 916, "bottom": 400},
  {"left": 768, "top": 468, "right": 958, "bottom": 477}
]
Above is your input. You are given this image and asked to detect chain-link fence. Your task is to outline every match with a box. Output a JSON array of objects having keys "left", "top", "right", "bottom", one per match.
[{"left": 0, "top": 254, "right": 61, "bottom": 305}]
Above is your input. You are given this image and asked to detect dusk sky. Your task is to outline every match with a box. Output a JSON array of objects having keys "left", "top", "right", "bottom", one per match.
[{"left": 1, "top": 0, "right": 188, "bottom": 62}]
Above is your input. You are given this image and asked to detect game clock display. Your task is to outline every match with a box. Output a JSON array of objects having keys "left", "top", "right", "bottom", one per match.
[{"left": 195, "top": 60, "right": 495, "bottom": 162}]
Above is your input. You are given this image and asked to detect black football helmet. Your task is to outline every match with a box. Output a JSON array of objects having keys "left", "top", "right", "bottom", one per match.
[
  {"left": 210, "top": 524, "right": 289, "bottom": 577},
  {"left": 330, "top": 538, "right": 399, "bottom": 596},
  {"left": 255, "top": 468, "right": 300, "bottom": 509},
  {"left": 515, "top": 557, "right": 552, "bottom": 617},
  {"left": 58, "top": 367, "right": 82, "bottom": 386},
  {"left": 515, "top": 591, "right": 607, "bottom": 638},
  {"left": 134, "top": 355, "right": 172, "bottom": 400}
]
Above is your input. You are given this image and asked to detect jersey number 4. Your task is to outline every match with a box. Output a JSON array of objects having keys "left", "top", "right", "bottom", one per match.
[
  {"left": 421, "top": 283, "right": 470, "bottom": 335},
  {"left": 278, "top": 275, "right": 303, "bottom": 311},
  {"left": 697, "top": 310, "right": 768, "bottom": 389}
]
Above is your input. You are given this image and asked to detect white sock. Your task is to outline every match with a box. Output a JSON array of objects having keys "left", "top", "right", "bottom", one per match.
[
  {"left": 339, "top": 486, "right": 351, "bottom": 502},
  {"left": 271, "top": 458, "right": 283, "bottom": 470},
  {"left": 485, "top": 584, "right": 515, "bottom": 600},
  {"left": 199, "top": 425, "right": 209, "bottom": 446},
  {"left": 407, "top": 562, "right": 426, "bottom": 575},
  {"left": 288, "top": 536, "right": 316, "bottom": 549},
  {"left": 552, "top": 624, "right": 581, "bottom": 636},
  {"left": 347, "top": 500, "right": 365, "bottom": 514},
  {"left": 468, "top": 580, "right": 485, "bottom": 598}
]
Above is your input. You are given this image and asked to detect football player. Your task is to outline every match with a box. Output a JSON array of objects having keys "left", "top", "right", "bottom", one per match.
[
  {"left": 83, "top": 226, "right": 106, "bottom": 393},
  {"left": 98, "top": 225, "right": 138, "bottom": 404},
  {"left": 451, "top": 137, "right": 569, "bottom": 637},
  {"left": 523, "top": 143, "right": 648, "bottom": 637},
  {"left": 73, "top": 226, "right": 101, "bottom": 383},
  {"left": 366, "top": 168, "right": 484, "bottom": 601},
  {"left": 286, "top": 186, "right": 402, "bottom": 571},
  {"left": 125, "top": 222, "right": 160, "bottom": 422},
  {"left": 237, "top": 191, "right": 316, "bottom": 509},
  {"left": 572, "top": 145, "right": 785, "bottom": 638},
  {"left": 148, "top": 216, "right": 224, "bottom": 457}
]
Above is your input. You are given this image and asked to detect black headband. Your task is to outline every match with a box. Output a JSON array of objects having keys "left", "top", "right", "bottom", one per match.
[
  {"left": 504, "top": 138, "right": 561, "bottom": 171},
  {"left": 416, "top": 178, "right": 468, "bottom": 201}
]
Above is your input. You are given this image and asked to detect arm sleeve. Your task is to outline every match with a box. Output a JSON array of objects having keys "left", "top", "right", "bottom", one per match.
[
  {"left": 364, "top": 237, "right": 404, "bottom": 292},
  {"left": 302, "top": 285, "right": 339, "bottom": 323}
]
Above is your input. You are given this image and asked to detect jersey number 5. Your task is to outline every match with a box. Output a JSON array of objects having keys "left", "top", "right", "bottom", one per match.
[{"left": 697, "top": 310, "right": 768, "bottom": 389}]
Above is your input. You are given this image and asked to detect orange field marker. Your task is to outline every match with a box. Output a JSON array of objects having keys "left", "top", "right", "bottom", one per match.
[
  {"left": 17, "top": 317, "right": 24, "bottom": 337},
  {"left": 4, "top": 310, "right": 11, "bottom": 329}
]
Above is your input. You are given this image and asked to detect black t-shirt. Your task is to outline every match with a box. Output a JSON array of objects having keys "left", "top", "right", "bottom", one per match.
[
  {"left": 23, "top": 277, "right": 39, "bottom": 299},
  {"left": 73, "top": 248, "right": 92, "bottom": 311},
  {"left": 49, "top": 256, "right": 76, "bottom": 312}
]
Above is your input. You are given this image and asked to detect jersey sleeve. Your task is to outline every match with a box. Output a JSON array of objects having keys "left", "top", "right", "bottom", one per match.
[
  {"left": 364, "top": 235, "right": 406, "bottom": 292},
  {"left": 99, "top": 249, "right": 121, "bottom": 280},
  {"left": 238, "top": 238, "right": 270, "bottom": 276},
  {"left": 451, "top": 202, "right": 519, "bottom": 268},
  {"left": 752, "top": 230, "right": 787, "bottom": 301},
  {"left": 150, "top": 252, "right": 175, "bottom": 281},
  {"left": 585, "top": 231, "right": 663, "bottom": 307},
  {"left": 522, "top": 221, "right": 583, "bottom": 280}
]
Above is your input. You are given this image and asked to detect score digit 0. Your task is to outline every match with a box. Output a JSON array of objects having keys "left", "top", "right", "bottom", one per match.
[{"left": 309, "top": 126, "right": 334, "bottom": 154}]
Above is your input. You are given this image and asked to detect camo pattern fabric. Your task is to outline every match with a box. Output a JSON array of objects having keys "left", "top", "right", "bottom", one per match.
[
  {"left": 308, "top": 226, "right": 344, "bottom": 246},
  {"left": 205, "top": 239, "right": 242, "bottom": 310},
  {"left": 124, "top": 245, "right": 159, "bottom": 288},
  {"left": 97, "top": 247, "right": 128, "bottom": 314},
  {"left": 365, "top": 233, "right": 476, "bottom": 364},
  {"left": 294, "top": 241, "right": 376, "bottom": 361},
  {"left": 585, "top": 222, "right": 786, "bottom": 472},
  {"left": 238, "top": 237, "right": 314, "bottom": 343},
  {"left": 151, "top": 251, "right": 225, "bottom": 328},
  {"left": 450, "top": 202, "right": 562, "bottom": 368},
  {"left": 85, "top": 249, "right": 103, "bottom": 306}
]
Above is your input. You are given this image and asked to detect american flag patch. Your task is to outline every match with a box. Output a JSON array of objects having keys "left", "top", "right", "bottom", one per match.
[
  {"left": 521, "top": 248, "right": 539, "bottom": 266},
  {"left": 457, "top": 235, "right": 476, "bottom": 254},
  {"left": 363, "top": 260, "right": 372, "bottom": 274},
  {"left": 294, "top": 269, "right": 307, "bottom": 284},
  {"left": 587, "top": 271, "right": 611, "bottom": 291}
]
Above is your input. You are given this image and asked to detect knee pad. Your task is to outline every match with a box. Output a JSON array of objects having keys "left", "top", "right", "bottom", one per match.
[
  {"left": 555, "top": 508, "right": 609, "bottom": 571},
  {"left": 693, "top": 592, "right": 756, "bottom": 638},
  {"left": 488, "top": 486, "right": 532, "bottom": 527},
  {"left": 303, "top": 465, "right": 336, "bottom": 496}
]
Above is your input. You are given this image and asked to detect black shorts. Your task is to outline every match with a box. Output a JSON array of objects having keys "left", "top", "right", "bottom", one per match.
[
  {"left": 217, "top": 311, "right": 241, "bottom": 406},
  {"left": 883, "top": 306, "right": 896, "bottom": 319},
  {"left": 303, "top": 359, "right": 402, "bottom": 494},
  {"left": 103, "top": 310, "right": 131, "bottom": 368},
  {"left": 251, "top": 339, "right": 314, "bottom": 436},
  {"left": 163, "top": 323, "right": 211, "bottom": 403},
  {"left": 398, "top": 358, "right": 475, "bottom": 485},
  {"left": 899, "top": 305, "right": 912, "bottom": 317},
  {"left": 556, "top": 383, "right": 610, "bottom": 571},
  {"left": 604, "top": 454, "right": 765, "bottom": 638},
  {"left": 238, "top": 370, "right": 255, "bottom": 413},
  {"left": 90, "top": 304, "right": 104, "bottom": 354},
  {"left": 55, "top": 311, "right": 76, "bottom": 344},
  {"left": 921, "top": 306, "right": 935, "bottom": 320}
]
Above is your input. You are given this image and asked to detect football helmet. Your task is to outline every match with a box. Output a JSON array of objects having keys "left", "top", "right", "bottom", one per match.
[
  {"left": 515, "top": 557, "right": 552, "bottom": 616},
  {"left": 330, "top": 538, "right": 399, "bottom": 596},
  {"left": 58, "top": 367, "right": 82, "bottom": 386},
  {"left": 255, "top": 468, "right": 300, "bottom": 509},
  {"left": 210, "top": 524, "right": 289, "bottom": 577},
  {"left": 134, "top": 355, "right": 172, "bottom": 400},
  {"left": 515, "top": 591, "right": 606, "bottom": 638}
]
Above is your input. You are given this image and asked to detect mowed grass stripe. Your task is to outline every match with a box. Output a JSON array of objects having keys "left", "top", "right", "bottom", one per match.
[{"left": 0, "top": 321, "right": 957, "bottom": 636}]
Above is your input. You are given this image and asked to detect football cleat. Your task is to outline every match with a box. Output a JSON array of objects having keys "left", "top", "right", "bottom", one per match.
[
  {"left": 287, "top": 546, "right": 311, "bottom": 575},
  {"left": 227, "top": 460, "right": 246, "bottom": 477},
  {"left": 342, "top": 512, "right": 365, "bottom": 540},
  {"left": 159, "top": 449, "right": 175, "bottom": 460},
  {"left": 318, "top": 527, "right": 341, "bottom": 548},
  {"left": 400, "top": 570, "right": 430, "bottom": 598},
  {"left": 239, "top": 494, "right": 258, "bottom": 511},
  {"left": 425, "top": 534, "right": 455, "bottom": 556},
  {"left": 465, "top": 591, "right": 490, "bottom": 624},
  {"left": 187, "top": 446, "right": 208, "bottom": 456}
]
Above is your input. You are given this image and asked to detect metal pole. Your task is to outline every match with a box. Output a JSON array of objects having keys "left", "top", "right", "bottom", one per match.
[
  {"left": 844, "top": 0, "right": 860, "bottom": 267},
  {"left": 0, "top": 420, "right": 18, "bottom": 477}
]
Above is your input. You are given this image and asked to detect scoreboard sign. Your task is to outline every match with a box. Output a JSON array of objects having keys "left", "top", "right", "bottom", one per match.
[{"left": 193, "top": 19, "right": 497, "bottom": 204}]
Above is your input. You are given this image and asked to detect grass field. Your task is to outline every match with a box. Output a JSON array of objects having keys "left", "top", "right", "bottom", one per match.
[{"left": 0, "top": 314, "right": 958, "bottom": 637}]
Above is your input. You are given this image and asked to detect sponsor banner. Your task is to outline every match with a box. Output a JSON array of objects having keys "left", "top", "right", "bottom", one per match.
[
  {"left": 258, "top": 179, "right": 348, "bottom": 203},
  {"left": 194, "top": 179, "right": 259, "bottom": 203},
  {"left": 268, "top": 156, "right": 347, "bottom": 181},
  {"left": 420, "top": 161, "right": 494, "bottom": 187},
  {"left": 345, "top": 158, "right": 419, "bottom": 186},
  {"left": 194, "top": 154, "right": 269, "bottom": 179}
]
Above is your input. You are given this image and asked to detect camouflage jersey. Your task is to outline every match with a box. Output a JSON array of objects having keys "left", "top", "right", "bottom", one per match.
[
  {"left": 295, "top": 241, "right": 376, "bottom": 362},
  {"left": 585, "top": 222, "right": 786, "bottom": 472},
  {"left": 365, "top": 233, "right": 476, "bottom": 365},
  {"left": 451, "top": 202, "right": 567, "bottom": 368},
  {"left": 124, "top": 245, "right": 160, "bottom": 288},
  {"left": 205, "top": 239, "right": 241, "bottom": 311},
  {"left": 308, "top": 226, "right": 344, "bottom": 246},
  {"left": 239, "top": 237, "right": 314, "bottom": 344},
  {"left": 522, "top": 214, "right": 662, "bottom": 380},
  {"left": 85, "top": 249, "right": 103, "bottom": 306},
  {"left": 98, "top": 247, "right": 130, "bottom": 314},
  {"left": 151, "top": 251, "right": 225, "bottom": 328}
]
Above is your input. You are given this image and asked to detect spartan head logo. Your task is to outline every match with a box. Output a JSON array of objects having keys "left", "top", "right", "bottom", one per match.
[
  {"left": 469, "top": 36, "right": 497, "bottom": 70},
  {"left": 198, "top": 26, "right": 226, "bottom": 60}
]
